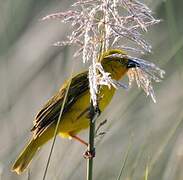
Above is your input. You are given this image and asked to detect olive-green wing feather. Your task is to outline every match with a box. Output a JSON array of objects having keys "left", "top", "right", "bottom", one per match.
[{"left": 31, "top": 71, "right": 89, "bottom": 138}]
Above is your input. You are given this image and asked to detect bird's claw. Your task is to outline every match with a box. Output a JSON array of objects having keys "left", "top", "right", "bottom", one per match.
[{"left": 83, "top": 148, "right": 95, "bottom": 159}]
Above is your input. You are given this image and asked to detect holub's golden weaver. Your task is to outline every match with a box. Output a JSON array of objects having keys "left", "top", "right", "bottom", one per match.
[{"left": 12, "top": 49, "right": 146, "bottom": 174}]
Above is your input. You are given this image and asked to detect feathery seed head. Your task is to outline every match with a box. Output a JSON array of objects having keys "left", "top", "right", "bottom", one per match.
[{"left": 43, "top": 0, "right": 164, "bottom": 105}]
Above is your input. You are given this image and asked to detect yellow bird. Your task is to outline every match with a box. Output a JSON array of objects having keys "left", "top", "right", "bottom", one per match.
[{"left": 12, "top": 49, "right": 139, "bottom": 174}]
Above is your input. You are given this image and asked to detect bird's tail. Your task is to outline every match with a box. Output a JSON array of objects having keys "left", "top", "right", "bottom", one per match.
[{"left": 11, "top": 138, "right": 38, "bottom": 174}]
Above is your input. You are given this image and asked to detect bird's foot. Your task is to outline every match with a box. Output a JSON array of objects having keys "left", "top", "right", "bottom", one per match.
[{"left": 83, "top": 148, "right": 95, "bottom": 159}]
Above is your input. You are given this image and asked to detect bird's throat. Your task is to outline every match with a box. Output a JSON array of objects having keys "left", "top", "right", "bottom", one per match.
[{"left": 102, "top": 62, "right": 128, "bottom": 81}]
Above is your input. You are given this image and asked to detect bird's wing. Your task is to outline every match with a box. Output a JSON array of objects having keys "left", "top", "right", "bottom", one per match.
[{"left": 31, "top": 71, "right": 89, "bottom": 138}]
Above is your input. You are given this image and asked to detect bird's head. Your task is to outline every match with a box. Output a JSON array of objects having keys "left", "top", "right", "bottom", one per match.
[
  {"left": 101, "top": 49, "right": 139, "bottom": 80},
  {"left": 99, "top": 49, "right": 165, "bottom": 102}
]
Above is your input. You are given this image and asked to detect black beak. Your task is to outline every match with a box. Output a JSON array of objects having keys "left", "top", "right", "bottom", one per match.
[{"left": 127, "top": 59, "right": 140, "bottom": 68}]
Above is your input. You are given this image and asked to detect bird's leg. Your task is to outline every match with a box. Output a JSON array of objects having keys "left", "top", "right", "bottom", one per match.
[
  {"left": 70, "top": 135, "right": 88, "bottom": 146},
  {"left": 70, "top": 135, "right": 95, "bottom": 159},
  {"left": 83, "top": 147, "right": 95, "bottom": 159}
]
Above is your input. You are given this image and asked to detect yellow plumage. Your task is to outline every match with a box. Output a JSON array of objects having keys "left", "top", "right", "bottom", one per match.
[{"left": 12, "top": 49, "right": 136, "bottom": 174}]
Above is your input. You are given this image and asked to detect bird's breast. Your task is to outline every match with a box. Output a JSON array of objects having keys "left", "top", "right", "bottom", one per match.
[
  {"left": 58, "top": 85, "right": 116, "bottom": 135},
  {"left": 98, "top": 85, "right": 116, "bottom": 111}
]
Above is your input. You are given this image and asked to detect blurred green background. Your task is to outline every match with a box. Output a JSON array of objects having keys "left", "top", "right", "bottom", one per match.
[{"left": 0, "top": 0, "right": 183, "bottom": 179}]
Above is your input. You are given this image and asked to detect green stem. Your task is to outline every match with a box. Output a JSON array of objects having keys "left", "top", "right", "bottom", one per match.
[
  {"left": 86, "top": 31, "right": 104, "bottom": 180},
  {"left": 87, "top": 119, "right": 95, "bottom": 180},
  {"left": 86, "top": 104, "right": 99, "bottom": 180},
  {"left": 116, "top": 138, "right": 132, "bottom": 180},
  {"left": 42, "top": 54, "right": 74, "bottom": 180}
]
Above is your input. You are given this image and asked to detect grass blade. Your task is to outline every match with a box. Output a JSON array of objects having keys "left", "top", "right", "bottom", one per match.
[
  {"left": 116, "top": 137, "right": 132, "bottom": 180},
  {"left": 42, "top": 54, "right": 75, "bottom": 180}
]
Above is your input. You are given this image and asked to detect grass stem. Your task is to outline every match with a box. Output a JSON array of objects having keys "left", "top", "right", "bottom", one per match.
[
  {"left": 42, "top": 58, "right": 75, "bottom": 180},
  {"left": 86, "top": 104, "right": 100, "bottom": 180}
]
